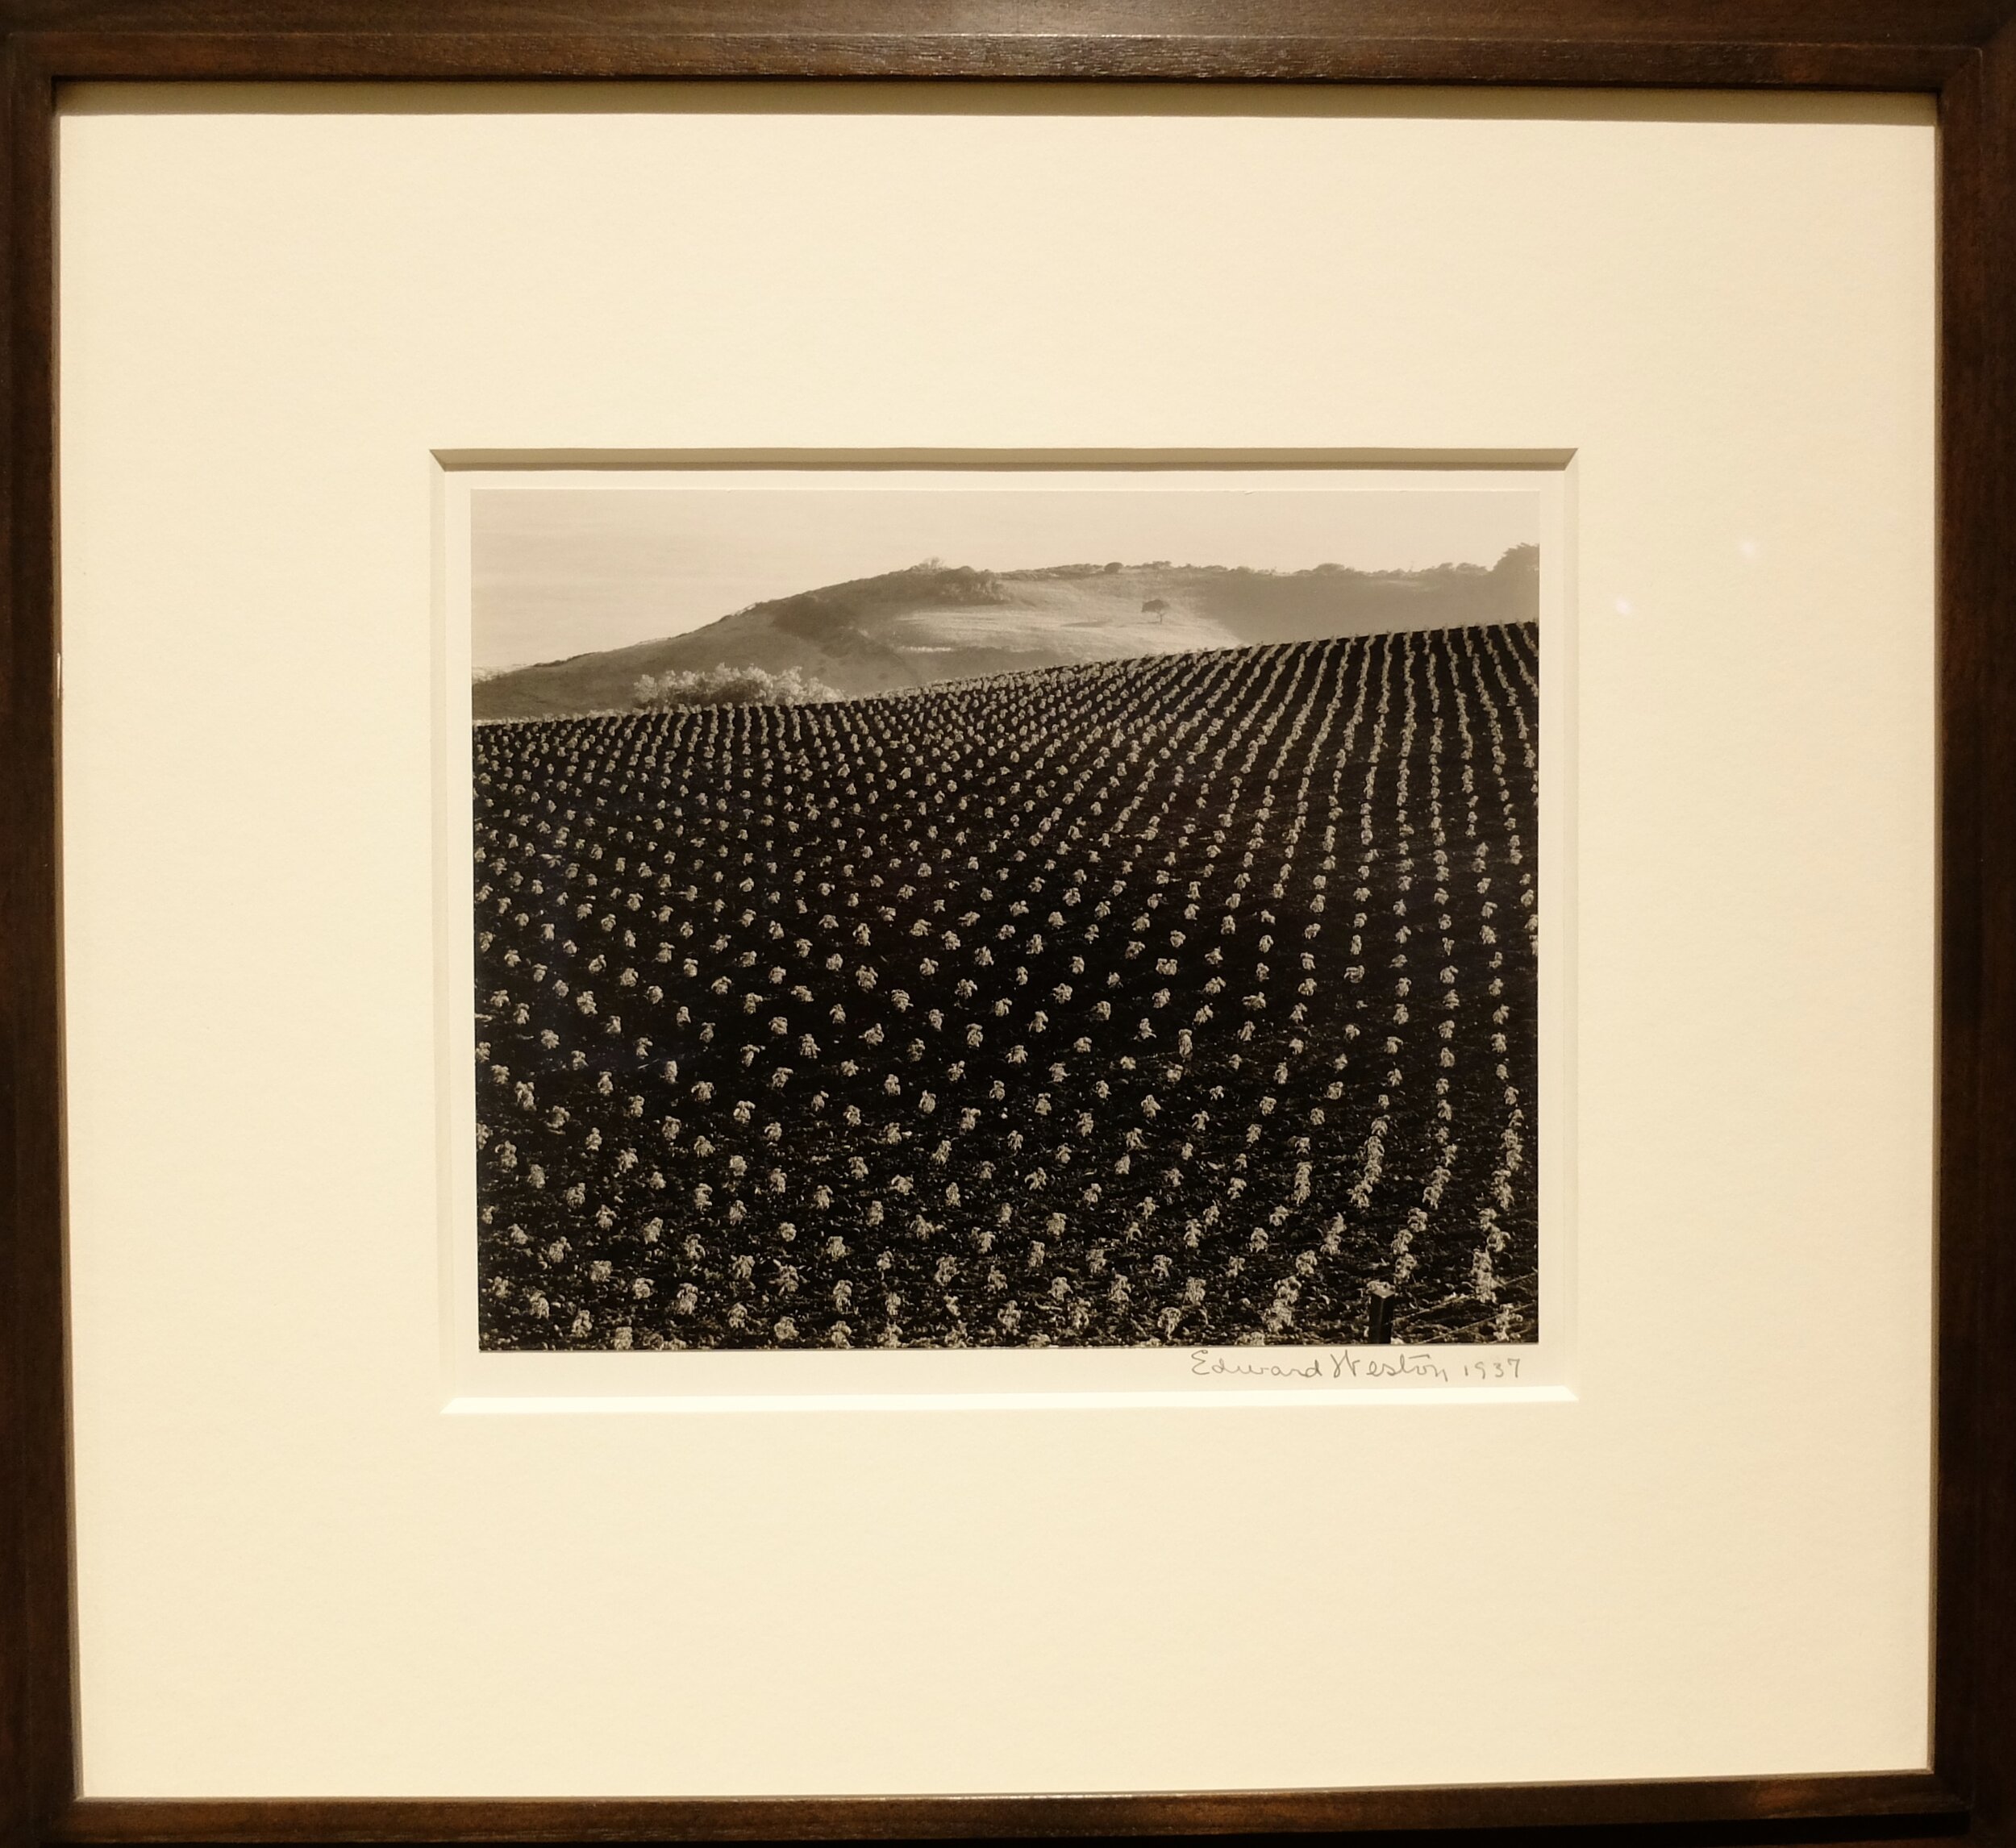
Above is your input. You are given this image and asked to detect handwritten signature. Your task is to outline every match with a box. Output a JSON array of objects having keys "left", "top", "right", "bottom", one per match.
[{"left": 1188, "top": 1348, "right": 1523, "bottom": 1384}]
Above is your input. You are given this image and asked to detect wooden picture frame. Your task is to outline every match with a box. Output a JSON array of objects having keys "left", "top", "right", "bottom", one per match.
[{"left": 4, "top": 2, "right": 2010, "bottom": 1842}]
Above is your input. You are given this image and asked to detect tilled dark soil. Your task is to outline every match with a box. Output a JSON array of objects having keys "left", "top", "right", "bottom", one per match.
[{"left": 473, "top": 626, "right": 1539, "bottom": 1351}]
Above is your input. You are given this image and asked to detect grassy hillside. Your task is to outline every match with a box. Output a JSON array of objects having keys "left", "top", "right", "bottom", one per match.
[{"left": 475, "top": 546, "right": 1538, "bottom": 719}]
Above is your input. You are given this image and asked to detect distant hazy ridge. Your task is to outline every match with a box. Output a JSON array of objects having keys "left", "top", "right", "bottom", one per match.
[{"left": 474, "top": 544, "right": 1539, "bottom": 720}]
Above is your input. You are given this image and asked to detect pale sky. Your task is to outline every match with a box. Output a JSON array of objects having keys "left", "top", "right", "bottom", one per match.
[{"left": 472, "top": 485, "right": 1539, "bottom": 673}]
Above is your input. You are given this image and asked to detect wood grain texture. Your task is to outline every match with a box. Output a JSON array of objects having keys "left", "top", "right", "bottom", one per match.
[
  {"left": 0, "top": 50, "right": 29, "bottom": 1848},
  {"left": 2, "top": 29, "right": 1984, "bottom": 88},
  {"left": 6, "top": 0, "right": 2010, "bottom": 87},
  {"left": 43, "top": 1775, "right": 1976, "bottom": 1842},
  {"left": 1934, "top": 15, "right": 2016, "bottom": 1848},
  {"left": 2, "top": 24, "right": 69, "bottom": 1848},
  {"left": 5, "top": 3, "right": 2015, "bottom": 1845},
  {"left": 0, "top": 0, "right": 2008, "bottom": 44}
]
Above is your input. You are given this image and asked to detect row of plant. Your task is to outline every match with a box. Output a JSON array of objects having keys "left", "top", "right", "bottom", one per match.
[{"left": 472, "top": 625, "right": 1540, "bottom": 1349}]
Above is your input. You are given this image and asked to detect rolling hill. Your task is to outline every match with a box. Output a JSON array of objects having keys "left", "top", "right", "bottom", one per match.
[{"left": 473, "top": 543, "right": 1538, "bottom": 719}]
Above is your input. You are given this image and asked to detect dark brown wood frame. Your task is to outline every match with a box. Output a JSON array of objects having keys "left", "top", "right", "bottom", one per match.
[{"left": 3, "top": 2, "right": 2012, "bottom": 1842}]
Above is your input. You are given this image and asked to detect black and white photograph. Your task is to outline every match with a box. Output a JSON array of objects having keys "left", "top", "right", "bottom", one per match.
[{"left": 468, "top": 477, "right": 1543, "bottom": 1354}]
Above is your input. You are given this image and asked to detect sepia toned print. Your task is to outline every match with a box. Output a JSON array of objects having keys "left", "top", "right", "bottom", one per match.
[{"left": 470, "top": 485, "right": 1539, "bottom": 1351}]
